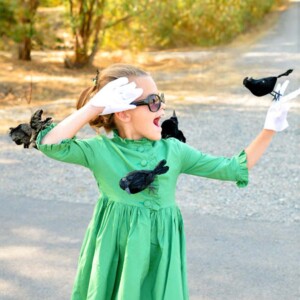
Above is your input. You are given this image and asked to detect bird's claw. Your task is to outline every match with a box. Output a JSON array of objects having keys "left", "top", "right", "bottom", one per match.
[
  {"left": 273, "top": 80, "right": 290, "bottom": 102},
  {"left": 271, "top": 91, "right": 282, "bottom": 101},
  {"left": 274, "top": 79, "right": 300, "bottom": 104}
]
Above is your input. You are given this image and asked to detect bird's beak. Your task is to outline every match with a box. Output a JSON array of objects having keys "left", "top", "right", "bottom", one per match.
[
  {"left": 243, "top": 77, "right": 249, "bottom": 86},
  {"left": 125, "top": 188, "right": 131, "bottom": 194}
]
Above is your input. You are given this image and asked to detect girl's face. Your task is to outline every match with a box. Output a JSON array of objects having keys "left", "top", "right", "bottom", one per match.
[{"left": 119, "top": 76, "right": 166, "bottom": 141}]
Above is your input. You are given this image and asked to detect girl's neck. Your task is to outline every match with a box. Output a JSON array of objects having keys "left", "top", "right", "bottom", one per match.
[{"left": 117, "top": 127, "right": 143, "bottom": 140}]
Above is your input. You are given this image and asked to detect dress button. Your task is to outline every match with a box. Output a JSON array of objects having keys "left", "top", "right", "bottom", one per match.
[
  {"left": 152, "top": 204, "right": 160, "bottom": 210},
  {"left": 143, "top": 201, "right": 160, "bottom": 210},
  {"left": 141, "top": 160, "right": 147, "bottom": 167},
  {"left": 138, "top": 146, "right": 145, "bottom": 152},
  {"left": 144, "top": 200, "right": 152, "bottom": 208}
]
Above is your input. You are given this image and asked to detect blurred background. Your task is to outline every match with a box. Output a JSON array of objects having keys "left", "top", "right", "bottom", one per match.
[
  {"left": 0, "top": 0, "right": 289, "bottom": 61},
  {"left": 0, "top": 0, "right": 290, "bottom": 128}
]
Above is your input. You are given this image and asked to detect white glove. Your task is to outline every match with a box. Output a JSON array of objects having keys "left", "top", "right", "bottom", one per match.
[
  {"left": 89, "top": 77, "right": 143, "bottom": 115},
  {"left": 264, "top": 80, "right": 290, "bottom": 131}
]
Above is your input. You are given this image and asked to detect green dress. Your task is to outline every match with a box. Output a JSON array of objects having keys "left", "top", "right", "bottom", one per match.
[{"left": 37, "top": 125, "right": 248, "bottom": 300}]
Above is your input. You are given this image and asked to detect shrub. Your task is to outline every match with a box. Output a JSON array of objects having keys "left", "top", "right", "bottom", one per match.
[{"left": 103, "top": 0, "right": 288, "bottom": 50}]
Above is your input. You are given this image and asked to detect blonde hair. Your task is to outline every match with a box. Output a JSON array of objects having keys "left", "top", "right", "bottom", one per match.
[{"left": 77, "top": 64, "right": 149, "bottom": 132}]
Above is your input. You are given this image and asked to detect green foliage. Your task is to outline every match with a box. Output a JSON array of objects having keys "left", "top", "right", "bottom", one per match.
[
  {"left": 63, "top": 0, "right": 150, "bottom": 66},
  {"left": 0, "top": 0, "right": 289, "bottom": 56},
  {"left": 0, "top": 0, "right": 16, "bottom": 36},
  {"left": 40, "top": 0, "right": 64, "bottom": 6},
  {"left": 1, "top": 0, "right": 39, "bottom": 42},
  {"left": 103, "top": 0, "right": 287, "bottom": 50},
  {"left": 101, "top": 0, "right": 147, "bottom": 50},
  {"left": 34, "top": 6, "right": 67, "bottom": 49}
]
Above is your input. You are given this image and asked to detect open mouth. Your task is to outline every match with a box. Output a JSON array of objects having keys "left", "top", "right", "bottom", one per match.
[{"left": 153, "top": 117, "right": 161, "bottom": 127}]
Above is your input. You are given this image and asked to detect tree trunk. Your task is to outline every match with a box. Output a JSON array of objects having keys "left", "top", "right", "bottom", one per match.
[
  {"left": 65, "top": 0, "right": 143, "bottom": 68},
  {"left": 18, "top": 0, "right": 39, "bottom": 61},
  {"left": 18, "top": 36, "right": 32, "bottom": 60},
  {"left": 64, "top": 36, "right": 91, "bottom": 68},
  {"left": 65, "top": 0, "right": 105, "bottom": 68}
]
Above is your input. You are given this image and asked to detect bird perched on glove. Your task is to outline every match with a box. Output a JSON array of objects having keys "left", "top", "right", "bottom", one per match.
[
  {"left": 9, "top": 109, "right": 52, "bottom": 148},
  {"left": 264, "top": 79, "right": 300, "bottom": 132},
  {"left": 243, "top": 69, "right": 293, "bottom": 100}
]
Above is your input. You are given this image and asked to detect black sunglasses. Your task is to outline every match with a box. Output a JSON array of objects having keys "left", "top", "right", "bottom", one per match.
[{"left": 131, "top": 93, "right": 165, "bottom": 112}]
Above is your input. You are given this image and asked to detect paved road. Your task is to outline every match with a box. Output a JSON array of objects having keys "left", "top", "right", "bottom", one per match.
[
  {"left": 1, "top": 193, "right": 299, "bottom": 300},
  {"left": 1, "top": 2, "right": 299, "bottom": 300}
]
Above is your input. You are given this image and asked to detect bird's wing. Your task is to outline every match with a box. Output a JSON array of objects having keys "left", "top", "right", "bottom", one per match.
[{"left": 20, "top": 124, "right": 33, "bottom": 136}]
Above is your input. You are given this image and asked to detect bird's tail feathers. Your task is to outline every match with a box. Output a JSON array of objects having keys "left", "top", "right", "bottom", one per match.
[
  {"left": 277, "top": 69, "right": 293, "bottom": 78},
  {"left": 154, "top": 159, "right": 169, "bottom": 175}
]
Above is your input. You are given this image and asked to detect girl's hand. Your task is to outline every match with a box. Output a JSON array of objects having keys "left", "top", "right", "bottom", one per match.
[
  {"left": 264, "top": 80, "right": 300, "bottom": 132},
  {"left": 89, "top": 77, "right": 143, "bottom": 115},
  {"left": 264, "top": 80, "right": 288, "bottom": 132},
  {"left": 264, "top": 102, "right": 289, "bottom": 132}
]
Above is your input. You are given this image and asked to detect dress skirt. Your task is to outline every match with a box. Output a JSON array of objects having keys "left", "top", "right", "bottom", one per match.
[{"left": 71, "top": 197, "right": 189, "bottom": 300}]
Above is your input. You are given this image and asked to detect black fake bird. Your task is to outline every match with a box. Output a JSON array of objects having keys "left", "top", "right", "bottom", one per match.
[
  {"left": 161, "top": 110, "right": 186, "bottom": 143},
  {"left": 119, "top": 159, "right": 169, "bottom": 194},
  {"left": 9, "top": 123, "right": 33, "bottom": 148},
  {"left": 9, "top": 109, "right": 52, "bottom": 149},
  {"left": 30, "top": 109, "right": 52, "bottom": 132},
  {"left": 243, "top": 69, "right": 293, "bottom": 100},
  {"left": 29, "top": 109, "right": 53, "bottom": 146}
]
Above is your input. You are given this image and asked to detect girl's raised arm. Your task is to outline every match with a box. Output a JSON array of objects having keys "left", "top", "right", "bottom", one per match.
[
  {"left": 40, "top": 104, "right": 102, "bottom": 145},
  {"left": 41, "top": 77, "right": 143, "bottom": 145}
]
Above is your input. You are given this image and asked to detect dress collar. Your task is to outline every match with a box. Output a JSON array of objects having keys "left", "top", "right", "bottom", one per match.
[{"left": 112, "top": 129, "right": 155, "bottom": 146}]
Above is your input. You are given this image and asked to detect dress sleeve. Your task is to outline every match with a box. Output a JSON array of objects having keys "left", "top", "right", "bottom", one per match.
[
  {"left": 36, "top": 124, "right": 97, "bottom": 168},
  {"left": 178, "top": 141, "right": 249, "bottom": 188}
]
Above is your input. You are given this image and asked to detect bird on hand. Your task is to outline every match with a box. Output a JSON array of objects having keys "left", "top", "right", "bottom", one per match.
[
  {"left": 161, "top": 110, "right": 186, "bottom": 143},
  {"left": 243, "top": 69, "right": 293, "bottom": 101},
  {"left": 9, "top": 109, "right": 52, "bottom": 149},
  {"left": 119, "top": 159, "right": 169, "bottom": 194}
]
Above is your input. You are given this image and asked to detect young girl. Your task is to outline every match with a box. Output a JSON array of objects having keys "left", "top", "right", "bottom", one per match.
[{"left": 37, "top": 63, "right": 294, "bottom": 300}]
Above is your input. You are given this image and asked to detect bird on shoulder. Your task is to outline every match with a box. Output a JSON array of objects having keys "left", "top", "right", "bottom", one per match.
[
  {"left": 9, "top": 109, "right": 52, "bottom": 149},
  {"left": 161, "top": 110, "right": 186, "bottom": 143}
]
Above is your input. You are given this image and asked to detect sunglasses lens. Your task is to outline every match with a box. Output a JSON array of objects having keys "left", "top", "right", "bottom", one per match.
[{"left": 148, "top": 95, "right": 161, "bottom": 112}]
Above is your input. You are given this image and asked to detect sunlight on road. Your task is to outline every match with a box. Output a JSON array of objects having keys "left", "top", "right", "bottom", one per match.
[
  {"left": 0, "top": 158, "right": 20, "bottom": 164},
  {"left": 243, "top": 52, "right": 300, "bottom": 57}
]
